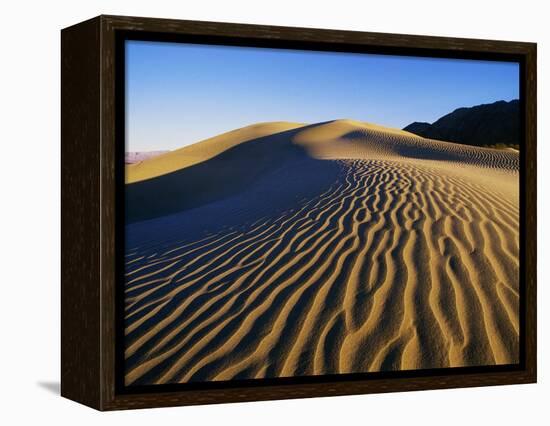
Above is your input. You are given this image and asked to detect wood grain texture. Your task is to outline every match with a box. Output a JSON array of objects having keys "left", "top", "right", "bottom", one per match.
[
  {"left": 61, "top": 16, "right": 102, "bottom": 409},
  {"left": 101, "top": 14, "right": 535, "bottom": 54},
  {"left": 102, "top": 369, "right": 537, "bottom": 410},
  {"left": 61, "top": 14, "right": 537, "bottom": 411}
]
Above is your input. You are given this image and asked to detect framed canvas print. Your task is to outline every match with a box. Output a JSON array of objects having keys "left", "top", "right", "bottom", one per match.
[{"left": 61, "top": 15, "right": 537, "bottom": 410}]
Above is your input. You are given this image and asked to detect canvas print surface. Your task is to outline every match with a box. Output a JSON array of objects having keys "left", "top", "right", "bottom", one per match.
[{"left": 123, "top": 41, "right": 520, "bottom": 387}]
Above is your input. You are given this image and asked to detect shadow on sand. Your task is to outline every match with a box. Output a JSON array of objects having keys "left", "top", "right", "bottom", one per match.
[{"left": 126, "top": 125, "right": 339, "bottom": 224}]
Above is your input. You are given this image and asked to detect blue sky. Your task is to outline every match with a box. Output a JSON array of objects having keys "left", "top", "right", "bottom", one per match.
[{"left": 126, "top": 40, "right": 519, "bottom": 152}]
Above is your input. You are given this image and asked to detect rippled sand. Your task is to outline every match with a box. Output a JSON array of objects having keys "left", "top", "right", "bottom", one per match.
[{"left": 124, "top": 120, "right": 519, "bottom": 385}]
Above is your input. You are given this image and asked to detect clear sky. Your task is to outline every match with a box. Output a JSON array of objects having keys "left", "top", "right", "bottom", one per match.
[{"left": 126, "top": 40, "right": 519, "bottom": 152}]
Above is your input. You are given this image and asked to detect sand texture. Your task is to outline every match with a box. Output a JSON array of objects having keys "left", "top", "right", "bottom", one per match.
[{"left": 124, "top": 120, "right": 519, "bottom": 385}]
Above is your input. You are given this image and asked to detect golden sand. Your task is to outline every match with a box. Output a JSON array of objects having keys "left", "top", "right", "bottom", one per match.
[
  {"left": 126, "top": 122, "right": 306, "bottom": 184},
  {"left": 124, "top": 120, "right": 519, "bottom": 385}
]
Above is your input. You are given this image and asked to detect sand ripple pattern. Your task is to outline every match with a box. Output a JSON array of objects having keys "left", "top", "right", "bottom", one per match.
[
  {"left": 295, "top": 123, "right": 519, "bottom": 172},
  {"left": 124, "top": 158, "right": 519, "bottom": 385}
]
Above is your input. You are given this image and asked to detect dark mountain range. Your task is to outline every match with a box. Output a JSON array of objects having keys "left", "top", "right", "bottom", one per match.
[{"left": 403, "top": 100, "right": 520, "bottom": 149}]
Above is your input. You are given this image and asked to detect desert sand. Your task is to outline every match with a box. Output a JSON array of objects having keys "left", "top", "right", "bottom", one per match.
[{"left": 124, "top": 119, "right": 519, "bottom": 385}]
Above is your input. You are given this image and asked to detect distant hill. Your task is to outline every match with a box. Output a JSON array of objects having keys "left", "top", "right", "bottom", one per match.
[
  {"left": 125, "top": 151, "right": 169, "bottom": 164},
  {"left": 403, "top": 100, "right": 520, "bottom": 149}
]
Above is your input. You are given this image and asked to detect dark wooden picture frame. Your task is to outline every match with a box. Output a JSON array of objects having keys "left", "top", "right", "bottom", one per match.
[{"left": 61, "top": 15, "right": 537, "bottom": 411}]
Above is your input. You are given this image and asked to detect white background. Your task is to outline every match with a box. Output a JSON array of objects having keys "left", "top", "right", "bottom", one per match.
[{"left": 0, "top": 0, "right": 546, "bottom": 423}]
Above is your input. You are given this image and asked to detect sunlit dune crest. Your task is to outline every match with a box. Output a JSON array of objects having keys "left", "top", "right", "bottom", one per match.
[{"left": 126, "top": 122, "right": 306, "bottom": 184}]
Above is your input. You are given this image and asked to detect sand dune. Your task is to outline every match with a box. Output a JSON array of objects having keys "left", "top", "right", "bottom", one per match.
[
  {"left": 124, "top": 119, "right": 519, "bottom": 385},
  {"left": 126, "top": 122, "right": 305, "bottom": 184}
]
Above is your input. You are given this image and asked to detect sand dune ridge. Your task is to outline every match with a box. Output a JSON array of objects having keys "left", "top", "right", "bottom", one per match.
[{"left": 124, "top": 119, "right": 519, "bottom": 385}]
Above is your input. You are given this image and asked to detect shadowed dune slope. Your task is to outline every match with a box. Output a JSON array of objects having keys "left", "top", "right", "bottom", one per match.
[
  {"left": 126, "top": 121, "right": 306, "bottom": 183},
  {"left": 126, "top": 122, "right": 333, "bottom": 224},
  {"left": 124, "top": 119, "right": 519, "bottom": 385}
]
